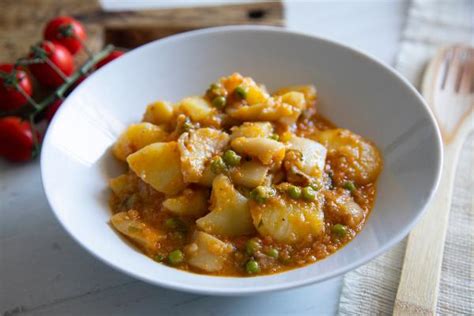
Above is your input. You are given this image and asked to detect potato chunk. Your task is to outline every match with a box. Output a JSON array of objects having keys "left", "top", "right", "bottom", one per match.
[
  {"left": 227, "top": 98, "right": 299, "bottom": 124},
  {"left": 111, "top": 210, "right": 164, "bottom": 253},
  {"left": 109, "top": 173, "right": 134, "bottom": 196},
  {"left": 179, "top": 96, "right": 214, "bottom": 122},
  {"left": 285, "top": 135, "right": 327, "bottom": 181},
  {"left": 196, "top": 174, "right": 254, "bottom": 236},
  {"left": 230, "top": 122, "right": 273, "bottom": 139},
  {"left": 163, "top": 188, "right": 209, "bottom": 218},
  {"left": 324, "top": 189, "right": 365, "bottom": 228},
  {"left": 142, "top": 101, "right": 174, "bottom": 125},
  {"left": 280, "top": 91, "right": 306, "bottom": 110},
  {"left": 314, "top": 129, "right": 382, "bottom": 185},
  {"left": 219, "top": 73, "right": 269, "bottom": 106},
  {"left": 178, "top": 128, "right": 230, "bottom": 183},
  {"left": 230, "top": 161, "right": 269, "bottom": 188},
  {"left": 245, "top": 85, "right": 270, "bottom": 105},
  {"left": 273, "top": 85, "right": 317, "bottom": 105},
  {"left": 113, "top": 123, "right": 168, "bottom": 161},
  {"left": 227, "top": 92, "right": 306, "bottom": 125},
  {"left": 250, "top": 194, "right": 324, "bottom": 244},
  {"left": 231, "top": 137, "right": 285, "bottom": 165},
  {"left": 278, "top": 92, "right": 307, "bottom": 125},
  {"left": 220, "top": 72, "right": 245, "bottom": 93},
  {"left": 185, "top": 231, "right": 233, "bottom": 272},
  {"left": 127, "top": 142, "right": 185, "bottom": 195},
  {"left": 197, "top": 163, "right": 217, "bottom": 187}
]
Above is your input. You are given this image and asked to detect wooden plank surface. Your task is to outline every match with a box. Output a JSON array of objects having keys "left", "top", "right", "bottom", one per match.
[
  {"left": 99, "top": 2, "right": 284, "bottom": 48},
  {"left": 0, "top": 0, "right": 283, "bottom": 62}
]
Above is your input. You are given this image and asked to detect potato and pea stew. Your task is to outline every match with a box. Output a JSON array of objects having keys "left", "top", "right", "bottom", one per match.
[{"left": 108, "top": 73, "right": 382, "bottom": 276}]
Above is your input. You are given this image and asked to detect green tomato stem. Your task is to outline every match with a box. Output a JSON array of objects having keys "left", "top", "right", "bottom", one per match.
[
  {"left": 14, "top": 58, "right": 45, "bottom": 67},
  {"left": 0, "top": 44, "right": 116, "bottom": 159},
  {"left": 44, "top": 57, "right": 69, "bottom": 81},
  {"left": 0, "top": 71, "right": 10, "bottom": 79},
  {"left": 28, "top": 114, "right": 40, "bottom": 158},
  {"left": 17, "top": 84, "right": 41, "bottom": 110},
  {"left": 32, "top": 44, "right": 115, "bottom": 116}
]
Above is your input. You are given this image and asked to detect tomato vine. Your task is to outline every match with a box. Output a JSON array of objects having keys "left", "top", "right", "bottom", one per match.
[{"left": 0, "top": 16, "right": 124, "bottom": 162}]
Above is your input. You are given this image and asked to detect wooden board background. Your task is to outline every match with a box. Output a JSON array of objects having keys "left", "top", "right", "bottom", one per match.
[{"left": 0, "top": 0, "right": 283, "bottom": 62}]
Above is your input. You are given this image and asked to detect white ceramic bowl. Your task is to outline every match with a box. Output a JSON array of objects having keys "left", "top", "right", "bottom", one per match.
[{"left": 41, "top": 26, "right": 442, "bottom": 295}]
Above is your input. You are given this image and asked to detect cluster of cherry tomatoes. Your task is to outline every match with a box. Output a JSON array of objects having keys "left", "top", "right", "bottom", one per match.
[{"left": 0, "top": 16, "right": 124, "bottom": 162}]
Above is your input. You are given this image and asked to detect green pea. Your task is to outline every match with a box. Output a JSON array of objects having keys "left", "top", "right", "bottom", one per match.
[
  {"left": 343, "top": 181, "right": 356, "bottom": 192},
  {"left": 235, "top": 86, "right": 248, "bottom": 99},
  {"left": 165, "top": 218, "right": 186, "bottom": 232},
  {"left": 245, "top": 259, "right": 260, "bottom": 274},
  {"left": 250, "top": 186, "right": 273, "bottom": 204},
  {"left": 207, "top": 83, "right": 221, "bottom": 98},
  {"left": 223, "top": 150, "right": 241, "bottom": 166},
  {"left": 245, "top": 238, "right": 261, "bottom": 255},
  {"left": 209, "top": 83, "right": 220, "bottom": 90},
  {"left": 287, "top": 185, "right": 302, "bottom": 199},
  {"left": 302, "top": 186, "right": 317, "bottom": 201},
  {"left": 310, "top": 182, "right": 322, "bottom": 191},
  {"left": 165, "top": 218, "right": 178, "bottom": 230},
  {"left": 332, "top": 224, "right": 347, "bottom": 238},
  {"left": 266, "top": 248, "right": 279, "bottom": 258},
  {"left": 269, "top": 134, "right": 280, "bottom": 141},
  {"left": 212, "top": 96, "right": 226, "bottom": 109},
  {"left": 154, "top": 254, "right": 165, "bottom": 262},
  {"left": 168, "top": 249, "right": 184, "bottom": 265},
  {"left": 210, "top": 156, "right": 226, "bottom": 174}
]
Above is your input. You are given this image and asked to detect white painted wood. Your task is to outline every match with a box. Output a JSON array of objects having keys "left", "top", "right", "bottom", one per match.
[
  {"left": 0, "top": 1, "right": 408, "bottom": 315},
  {"left": 285, "top": 0, "right": 409, "bottom": 65}
]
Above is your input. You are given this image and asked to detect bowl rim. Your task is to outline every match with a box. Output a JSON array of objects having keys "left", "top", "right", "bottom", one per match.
[{"left": 40, "top": 25, "right": 443, "bottom": 296}]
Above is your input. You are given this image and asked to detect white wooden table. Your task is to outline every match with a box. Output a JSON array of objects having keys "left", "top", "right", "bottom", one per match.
[{"left": 0, "top": 1, "right": 408, "bottom": 315}]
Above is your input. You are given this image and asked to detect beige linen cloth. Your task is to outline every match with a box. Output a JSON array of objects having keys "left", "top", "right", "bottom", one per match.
[{"left": 338, "top": 0, "right": 473, "bottom": 315}]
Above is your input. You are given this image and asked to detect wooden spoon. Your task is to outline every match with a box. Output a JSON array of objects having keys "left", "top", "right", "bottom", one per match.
[{"left": 393, "top": 45, "right": 474, "bottom": 315}]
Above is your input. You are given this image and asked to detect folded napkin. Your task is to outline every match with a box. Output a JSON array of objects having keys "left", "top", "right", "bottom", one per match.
[{"left": 338, "top": 0, "right": 474, "bottom": 314}]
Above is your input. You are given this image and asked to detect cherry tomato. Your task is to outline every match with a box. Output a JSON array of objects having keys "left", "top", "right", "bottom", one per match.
[
  {"left": 44, "top": 16, "right": 87, "bottom": 55},
  {"left": 96, "top": 50, "right": 125, "bottom": 69},
  {"left": 29, "top": 41, "right": 75, "bottom": 88},
  {"left": 0, "top": 64, "right": 33, "bottom": 111},
  {"left": 44, "top": 99, "right": 63, "bottom": 122},
  {"left": 0, "top": 116, "right": 35, "bottom": 162}
]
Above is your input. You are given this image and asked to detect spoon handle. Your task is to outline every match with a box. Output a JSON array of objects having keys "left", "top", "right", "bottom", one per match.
[{"left": 393, "top": 141, "right": 463, "bottom": 315}]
